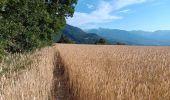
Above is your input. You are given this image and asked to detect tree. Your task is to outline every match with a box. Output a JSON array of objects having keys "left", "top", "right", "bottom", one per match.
[
  {"left": 95, "top": 38, "right": 107, "bottom": 45},
  {"left": 0, "top": 0, "right": 7, "bottom": 6},
  {"left": 115, "top": 42, "right": 127, "bottom": 45},
  {"left": 58, "top": 34, "right": 75, "bottom": 44},
  {"left": 0, "top": 0, "right": 77, "bottom": 54}
]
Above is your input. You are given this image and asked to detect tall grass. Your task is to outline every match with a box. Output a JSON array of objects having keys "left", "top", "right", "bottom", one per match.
[
  {"left": 0, "top": 47, "right": 57, "bottom": 100},
  {"left": 0, "top": 53, "right": 32, "bottom": 76}
]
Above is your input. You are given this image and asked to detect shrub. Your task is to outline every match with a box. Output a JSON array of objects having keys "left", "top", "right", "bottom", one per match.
[
  {"left": 115, "top": 42, "right": 127, "bottom": 45},
  {"left": 58, "top": 34, "right": 75, "bottom": 44},
  {"left": 95, "top": 38, "right": 107, "bottom": 45}
]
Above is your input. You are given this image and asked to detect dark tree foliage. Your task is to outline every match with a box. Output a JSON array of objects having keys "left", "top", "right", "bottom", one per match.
[
  {"left": 0, "top": 0, "right": 77, "bottom": 57},
  {"left": 115, "top": 42, "right": 127, "bottom": 45},
  {"left": 58, "top": 34, "right": 75, "bottom": 44},
  {"left": 95, "top": 38, "right": 107, "bottom": 45}
]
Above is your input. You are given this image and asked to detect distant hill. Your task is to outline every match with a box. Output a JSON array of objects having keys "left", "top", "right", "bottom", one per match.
[
  {"left": 88, "top": 28, "right": 170, "bottom": 46},
  {"left": 54, "top": 25, "right": 170, "bottom": 46},
  {"left": 55, "top": 24, "right": 104, "bottom": 44}
]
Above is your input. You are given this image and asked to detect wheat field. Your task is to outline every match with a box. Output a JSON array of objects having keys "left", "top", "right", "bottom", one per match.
[
  {"left": 56, "top": 44, "right": 170, "bottom": 100},
  {"left": 1, "top": 44, "right": 170, "bottom": 100}
]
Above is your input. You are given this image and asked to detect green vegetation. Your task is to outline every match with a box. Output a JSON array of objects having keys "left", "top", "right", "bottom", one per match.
[
  {"left": 115, "top": 42, "right": 127, "bottom": 45},
  {"left": 0, "top": 52, "right": 33, "bottom": 76},
  {"left": 58, "top": 34, "right": 75, "bottom": 44},
  {"left": 0, "top": 0, "right": 77, "bottom": 58},
  {"left": 95, "top": 38, "right": 107, "bottom": 45}
]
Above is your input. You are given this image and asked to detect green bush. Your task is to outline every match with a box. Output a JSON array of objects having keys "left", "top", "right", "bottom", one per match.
[
  {"left": 95, "top": 38, "right": 107, "bottom": 45},
  {"left": 58, "top": 34, "right": 75, "bottom": 44},
  {"left": 0, "top": 0, "right": 77, "bottom": 55},
  {"left": 115, "top": 42, "right": 127, "bottom": 45}
]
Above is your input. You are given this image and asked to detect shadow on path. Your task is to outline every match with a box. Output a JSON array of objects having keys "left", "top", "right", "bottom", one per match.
[{"left": 50, "top": 52, "right": 77, "bottom": 100}]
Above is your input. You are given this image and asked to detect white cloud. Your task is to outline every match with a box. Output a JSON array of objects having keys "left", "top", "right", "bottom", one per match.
[
  {"left": 86, "top": 4, "right": 94, "bottom": 9},
  {"left": 113, "top": 0, "right": 147, "bottom": 9},
  {"left": 119, "top": 9, "right": 130, "bottom": 13},
  {"left": 67, "top": 0, "right": 147, "bottom": 28},
  {"left": 67, "top": 1, "right": 122, "bottom": 27},
  {"left": 67, "top": 12, "right": 121, "bottom": 26}
]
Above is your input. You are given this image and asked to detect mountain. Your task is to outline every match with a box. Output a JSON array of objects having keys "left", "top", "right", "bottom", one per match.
[
  {"left": 88, "top": 28, "right": 170, "bottom": 46},
  {"left": 130, "top": 30, "right": 170, "bottom": 45},
  {"left": 54, "top": 25, "right": 170, "bottom": 46},
  {"left": 58, "top": 24, "right": 103, "bottom": 44}
]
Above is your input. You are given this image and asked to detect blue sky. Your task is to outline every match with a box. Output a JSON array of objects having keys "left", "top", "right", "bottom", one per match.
[{"left": 66, "top": 0, "right": 170, "bottom": 31}]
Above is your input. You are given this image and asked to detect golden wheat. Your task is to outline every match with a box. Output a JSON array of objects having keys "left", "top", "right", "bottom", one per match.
[
  {"left": 56, "top": 44, "right": 170, "bottom": 100},
  {"left": 1, "top": 44, "right": 170, "bottom": 100}
]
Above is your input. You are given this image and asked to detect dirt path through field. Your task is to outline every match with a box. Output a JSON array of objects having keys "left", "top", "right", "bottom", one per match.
[{"left": 51, "top": 53, "right": 76, "bottom": 100}]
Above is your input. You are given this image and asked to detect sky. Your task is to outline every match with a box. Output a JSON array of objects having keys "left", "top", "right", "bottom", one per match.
[{"left": 66, "top": 0, "right": 170, "bottom": 31}]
